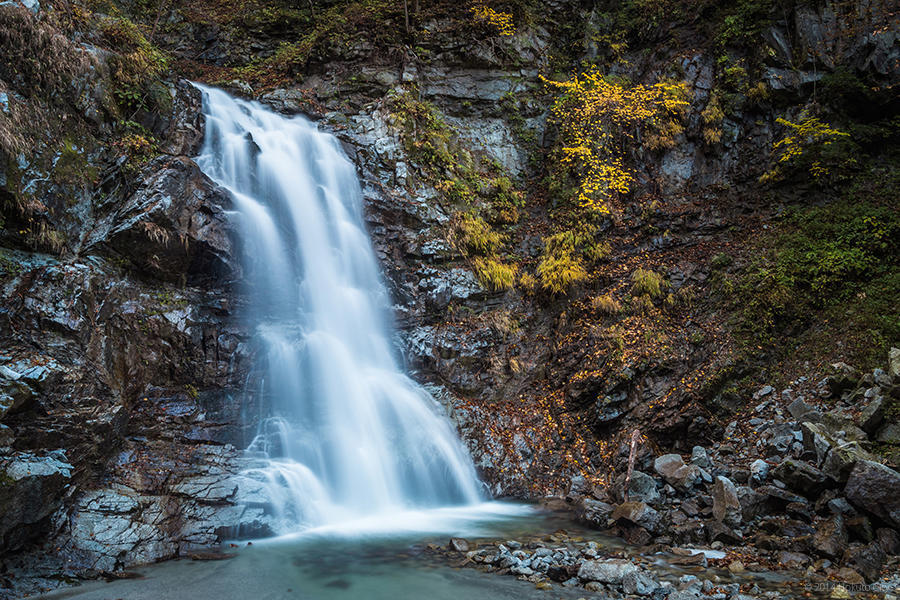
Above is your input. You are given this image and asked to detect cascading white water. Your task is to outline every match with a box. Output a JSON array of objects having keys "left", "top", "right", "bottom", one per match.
[{"left": 193, "top": 85, "right": 483, "bottom": 533}]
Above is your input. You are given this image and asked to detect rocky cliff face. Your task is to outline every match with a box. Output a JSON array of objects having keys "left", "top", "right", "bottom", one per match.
[{"left": 0, "top": 0, "right": 898, "bottom": 595}]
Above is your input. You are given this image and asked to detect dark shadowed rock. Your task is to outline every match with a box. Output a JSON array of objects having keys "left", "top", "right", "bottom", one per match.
[
  {"left": 857, "top": 397, "right": 885, "bottom": 435},
  {"left": 93, "top": 157, "right": 237, "bottom": 285},
  {"left": 876, "top": 527, "right": 900, "bottom": 554},
  {"left": 773, "top": 458, "right": 829, "bottom": 496},
  {"left": 844, "top": 460, "right": 900, "bottom": 527},
  {"left": 843, "top": 541, "right": 886, "bottom": 582},
  {"left": 737, "top": 486, "right": 767, "bottom": 521},
  {"left": 0, "top": 452, "right": 72, "bottom": 552}
]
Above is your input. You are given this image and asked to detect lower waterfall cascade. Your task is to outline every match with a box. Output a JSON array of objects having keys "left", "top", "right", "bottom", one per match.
[{"left": 194, "top": 85, "right": 484, "bottom": 533}]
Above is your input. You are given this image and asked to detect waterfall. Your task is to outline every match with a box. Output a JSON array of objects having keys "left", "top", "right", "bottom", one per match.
[{"left": 194, "top": 85, "right": 483, "bottom": 533}]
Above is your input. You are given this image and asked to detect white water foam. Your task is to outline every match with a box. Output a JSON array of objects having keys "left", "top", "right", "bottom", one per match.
[{"left": 194, "top": 85, "right": 484, "bottom": 534}]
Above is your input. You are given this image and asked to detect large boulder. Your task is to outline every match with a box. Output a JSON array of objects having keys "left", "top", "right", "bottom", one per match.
[
  {"left": 611, "top": 501, "right": 662, "bottom": 534},
  {"left": 822, "top": 442, "right": 873, "bottom": 483},
  {"left": 575, "top": 498, "right": 614, "bottom": 527},
  {"left": 612, "top": 470, "right": 661, "bottom": 504},
  {"left": 844, "top": 460, "right": 900, "bottom": 527}
]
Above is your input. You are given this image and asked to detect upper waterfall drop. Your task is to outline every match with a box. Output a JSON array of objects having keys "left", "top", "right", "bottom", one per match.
[{"left": 193, "top": 85, "right": 483, "bottom": 532}]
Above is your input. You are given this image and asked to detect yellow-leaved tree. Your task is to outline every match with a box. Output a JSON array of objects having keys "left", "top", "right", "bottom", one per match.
[{"left": 543, "top": 69, "right": 689, "bottom": 214}]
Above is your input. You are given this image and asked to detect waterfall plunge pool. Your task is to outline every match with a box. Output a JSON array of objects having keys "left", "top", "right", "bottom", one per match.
[{"left": 34, "top": 502, "right": 816, "bottom": 600}]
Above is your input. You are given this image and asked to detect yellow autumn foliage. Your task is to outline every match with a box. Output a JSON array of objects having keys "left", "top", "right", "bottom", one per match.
[
  {"left": 470, "top": 4, "right": 515, "bottom": 36},
  {"left": 543, "top": 69, "right": 689, "bottom": 213}
]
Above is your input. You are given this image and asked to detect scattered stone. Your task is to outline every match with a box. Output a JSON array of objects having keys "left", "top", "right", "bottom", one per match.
[
  {"left": 822, "top": 442, "right": 871, "bottom": 483},
  {"left": 712, "top": 476, "right": 742, "bottom": 528},
  {"left": 622, "top": 570, "right": 659, "bottom": 595},
  {"left": 691, "top": 446, "right": 712, "bottom": 469},
  {"left": 889, "top": 347, "right": 900, "bottom": 378},
  {"left": 654, "top": 454, "right": 701, "bottom": 491},
  {"left": 614, "top": 470, "right": 661, "bottom": 504},
  {"left": 576, "top": 498, "right": 614, "bottom": 527},
  {"left": 788, "top": 398, "right": 823, "bottom": 423},
  {"left": 577, "top": 558, "right": 638, "bottom": 584},
  {"left": 857, "top": 397, "right": 885, "bottom": 434},
  {"left": 749, "top": 459, "right": 769, "bottom": 484},
  {"left": 727, "top": 560, "right": 745, "bottom": 573},
  {"left": 877, "top": 423, "right": 900, "bottom": 444},
  {"left": 830, "top": 584, "right": 851, "bottom": 599},
  {"left": 812, "top": 515, "right": 848, "bottom": 558},
  {"left": 843, "top": 541, "right": 885, "bottom": 582},
  {"left": 778, "top": 551, "right": 811, "bottom": 568}
]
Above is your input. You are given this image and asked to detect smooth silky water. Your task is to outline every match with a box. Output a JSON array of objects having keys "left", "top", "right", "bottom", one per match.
[{"left": 195, "top": 84, "right": 485, "bottom": 531}]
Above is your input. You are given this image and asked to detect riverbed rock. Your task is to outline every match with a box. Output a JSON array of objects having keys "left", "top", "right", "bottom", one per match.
[
  {"left": 622, "top": 569, "right": 659, "bottom": 595},
  {"left": 613, "top": 470, "right": 661, "bottom": 504},
  {"left": 449, "top": 537, "right": 470, "bottom": 552},
  {"left": 577, "top": 558, "right": 638, "bottom": 583}
]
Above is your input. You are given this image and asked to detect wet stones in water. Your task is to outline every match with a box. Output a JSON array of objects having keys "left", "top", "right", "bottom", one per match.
[{"left": 449, "top": 537, "right": 470, "bottom": 552}]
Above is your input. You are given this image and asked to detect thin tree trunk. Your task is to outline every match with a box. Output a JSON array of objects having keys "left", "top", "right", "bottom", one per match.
[
  {"left": 623, "top": 429, "right": 641, "bottom": 502},
  {"left": 403, "top": 0, "right": 409, "bottom": 35}
]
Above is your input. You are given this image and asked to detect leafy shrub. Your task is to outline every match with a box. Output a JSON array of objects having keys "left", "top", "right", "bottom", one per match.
[
  {"left": 473, "top": 257, "right": 517, "bottom": 291},
  {"left": 591, "top": 294, "right": 621, "bottom": 314},
  {"left": 450, "top": 213, "right": 504, "bottom": 256},
  {"left": 631, "top": 268, "right": 665, "bottom": 298},
  {"left": 537, "top": 238, "right": 588, "bottom": 294},
  {"left": 629, "top": 293, "right": 655, "bottom": 314},
  {"left": 470, "top": 3, "right": 515, "bottom": 36},
  {"left": 701, "top": 94, "right": 725, "bottom": 145}
]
